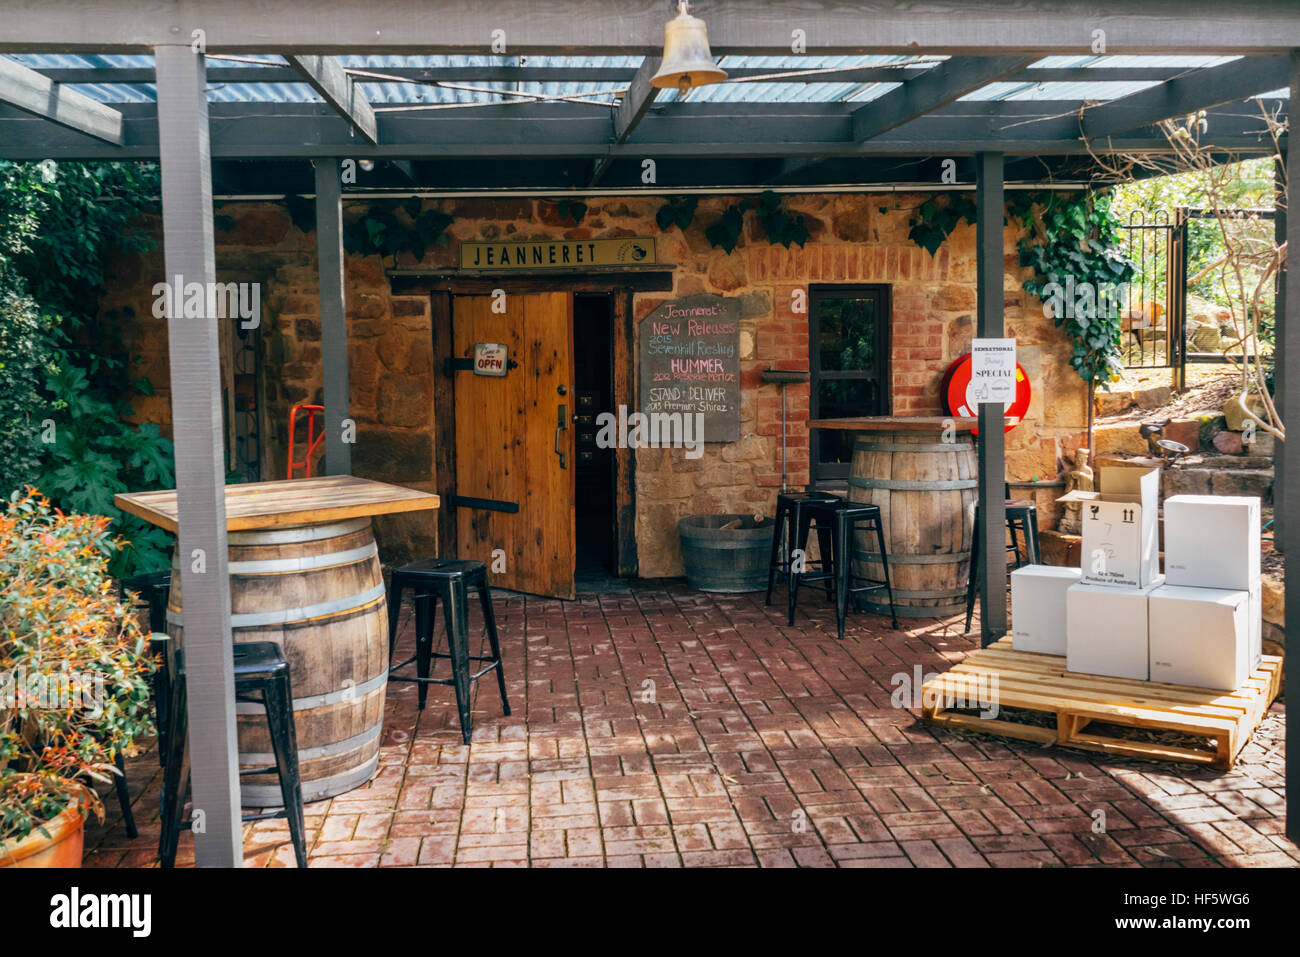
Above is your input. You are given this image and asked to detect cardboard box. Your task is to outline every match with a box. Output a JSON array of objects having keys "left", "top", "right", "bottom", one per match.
[
  {"left": 1011, "top": 564, "right": 1081, "bottom": 655},
  {"left": 1059, "top": 466, "right": 1160, "bottom": 588},
  {"left": 1149, "top": 584, "right": 1250, "bottom": 690},
  {"left": 1066, "top": 576, "right": 1164, "bottom": 680},
  {"left": 1163, "top": 495, "right": 1261, "bottom": 590}
]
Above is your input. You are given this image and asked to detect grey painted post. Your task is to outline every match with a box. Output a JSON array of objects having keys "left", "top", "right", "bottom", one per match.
[
  {"left": 154, "top": 45, "right": 242, "bottom": 866},
  {"left": 1273, "top": 157, "right": 1285, "bottom": 551},
  {"left": 976, "top": 152, "right": 1007, "bottom": 648},
  {"left": 1284, "top": 53, "right": 1299, "bottom": 843},
  {"left": 315, "top": 161, "right": 351, "bottom": 475}
]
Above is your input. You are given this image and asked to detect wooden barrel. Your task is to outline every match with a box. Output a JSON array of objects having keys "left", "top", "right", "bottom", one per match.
[
  {"left": 678, "top": 514, "right": 775, "bottom": 592},
  {"left": 167, "top": 516, "right": 388, "bottom": 805},
  {"left": 848, "top": 432, "right": 977, "bottom": 618}
]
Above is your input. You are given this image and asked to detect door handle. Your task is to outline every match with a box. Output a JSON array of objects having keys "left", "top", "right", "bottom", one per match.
[{"left": 555, "top": 403, "right": 568, "bottom": 469}]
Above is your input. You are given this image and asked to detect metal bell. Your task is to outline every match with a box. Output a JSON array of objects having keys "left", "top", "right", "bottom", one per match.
[{"left": 650, "top": 1, "right": 728, "bottom": 93}]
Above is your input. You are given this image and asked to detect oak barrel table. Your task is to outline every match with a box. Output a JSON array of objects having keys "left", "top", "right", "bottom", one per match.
[
  {"left": 116, "top": 476, "right": 440, "bottom": 804},
  {"left": 809, "top": 417, "right": 978, "bottom": 618}
]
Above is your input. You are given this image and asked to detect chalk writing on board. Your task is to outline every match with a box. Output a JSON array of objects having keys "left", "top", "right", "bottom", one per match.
[{"left": 639, "top": 294, "right": 740, "bottom": 442}]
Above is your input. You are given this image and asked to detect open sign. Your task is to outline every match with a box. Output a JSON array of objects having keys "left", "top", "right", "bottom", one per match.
[{"left": 474, "top": 343, "right": 508, "bottom": 376}]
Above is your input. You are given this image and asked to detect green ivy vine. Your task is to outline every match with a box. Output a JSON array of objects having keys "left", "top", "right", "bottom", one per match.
[
  {"left": 342, "top": 198, "right": 453, "bottom": 264},
  {"left": 655, "top": 195, "right": 699, "bottom": 232},
  {"left": 1007, "top": 190, "right": 1137, "bottom": 391},
  {"left": 701, "top": 191, "right": 810, "bottom": 254},
  {"left": 904, "top": 194, "right": 977, "bottom": 256}
]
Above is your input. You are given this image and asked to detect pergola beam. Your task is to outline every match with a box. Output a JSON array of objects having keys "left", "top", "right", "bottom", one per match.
[
  {"left": 852, "top": 56, "right": 1037, "bottom": 142},
  {"left": 3, "top": 1, "right": 1300, "bottom": 54},
  {"left": 289, "top": 54, "right": 377, "bottom": 144},
  {"left": 590, "top": 57, "right": 662, "bottom": 186},
  {"left": 0, "top": 52, "right": 123, "bottom": 144},
  {"left": 1083, "top": 55, "right": 1291, "bottom": 140},
  {"left": 28, "top": 64, "right": 1228, "bottom": 87},
  {"left": 0, "top": 99, "right": 1281, "bottom": 161}
]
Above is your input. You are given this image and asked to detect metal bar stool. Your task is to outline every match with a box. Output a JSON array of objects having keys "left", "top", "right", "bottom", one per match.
[
  {"left": 115, "top": 569, "right": 174, "bottom": 838},
  {"left": 765, "top": 491, "right": 840, "bottom": 625},
  {"left": 799, "top": 500, "right": 900, "bottom": 639},
  {"left": 386, "top": 559, "right": 509, "bottom": 745},
  {"left": 964, "top": 499, "right": 1042, "bottom": 633},
  {"left": 158, "top": 642, "right": 307, "bottom": 868}
]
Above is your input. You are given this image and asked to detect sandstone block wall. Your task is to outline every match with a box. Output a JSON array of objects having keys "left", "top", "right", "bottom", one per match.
[{"left": 101, "top": 192, "right": 1087, "bottom": 577}]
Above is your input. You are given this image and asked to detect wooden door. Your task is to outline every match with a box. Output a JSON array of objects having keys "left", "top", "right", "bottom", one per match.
[{"left": 453, "top": 292, "right": 575, "bottom": 599}]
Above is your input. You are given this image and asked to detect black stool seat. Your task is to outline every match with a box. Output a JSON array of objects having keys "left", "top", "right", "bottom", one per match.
[
  {"left": 387, "top": 559, "right": 509, "bottom": 745},
  {"left": 798, "top": 500, "right": 900, "bottom": 639},
  {"left": 158, "top": 641, "right": 307, "bottom": 868},
  {"left": 964, "top": 499, "right": 1041, "bottom": 633},
  {"left": 766, "top": 490, "right": 841, "bottom": 624}
]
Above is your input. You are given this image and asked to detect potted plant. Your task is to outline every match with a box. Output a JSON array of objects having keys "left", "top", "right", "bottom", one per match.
[{"left": 1, "top": 489, "right": 156, "bottom": 867}]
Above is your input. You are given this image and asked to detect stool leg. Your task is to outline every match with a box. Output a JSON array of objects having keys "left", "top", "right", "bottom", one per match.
[
  {"left": 386, "top": 578, "right": 405, "bottom": 664},
  {"left": 414, "top": 594, "right": 436, "bottom": 711},
  {"left": 833, "top": 512, "right": 850, "bottom": 641},
  {"left": 816, "top": 517, "right": 835, "bottom": 601},
  {"left": 765, "top": 501, "right": 787, "bottom": 606},
  {"left": 150, "top": 635, "right": 171, "bottom": 768},
  {"left": 1025, "top": 512, "right": 1041, "bottom": 566},
  {"left": 965, "top": 509, "right": 980, "bottom": 634},
  {"left": 262, "top": 672, "right": 307, "bottom": 868},
  {"left": 444, "top": 580, "right": 474, "bottom": 745},
  {"left": 873, "top": 516, "right": 900, "bottom": 630},
  {"left": 113, "top": 750, "right": 138, "bottom": 839},
  {"left": 788, "top": 507, "right": 812, "bottom": 626},
  {"left": 158, "top": 676, "right": 189, "bottom": 869},
  {"left": 477, "top": 579, "right": 510, "bottom": 716}
]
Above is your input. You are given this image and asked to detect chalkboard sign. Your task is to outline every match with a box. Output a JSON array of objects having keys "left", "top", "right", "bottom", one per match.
[{"left": 639, "top": 294, "right": 740, "bottom": 442}]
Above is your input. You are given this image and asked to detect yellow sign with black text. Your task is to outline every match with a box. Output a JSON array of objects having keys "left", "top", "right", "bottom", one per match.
[{"left": 459, "top": 237, "right": 657, "bottom": 271}]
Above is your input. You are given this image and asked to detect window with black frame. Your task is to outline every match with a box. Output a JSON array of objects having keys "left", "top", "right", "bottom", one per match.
[{"left": 810, "top": 285, "right": 890, "bottom": 482}]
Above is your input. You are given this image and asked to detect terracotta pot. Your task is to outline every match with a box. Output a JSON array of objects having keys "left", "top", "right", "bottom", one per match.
[{"left": 0, "top": 781, "right": 92, "bottom": 869}]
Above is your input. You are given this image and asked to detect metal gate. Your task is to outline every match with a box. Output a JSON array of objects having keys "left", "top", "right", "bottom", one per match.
[{"left": 1119, "top": 209, "right": 1186, "bottom": 386}]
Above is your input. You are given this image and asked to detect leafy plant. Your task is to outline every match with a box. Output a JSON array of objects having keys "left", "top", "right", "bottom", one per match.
[
  {"left": 344, "top": 198, "right": 453, "bottom": 264},
  {"left": 907, "top": 194, "right": 977, "bottom": 256},
  {"left": 0, "top": 160, "right": 174, "bottom": 579},
  {"left": 705, "top": 201, "right": 748, "bottom": 254},
  {"left": 555, "top": 199, "right": 587, "bottom": 225},
  {"left": 0, "top": 490, "right": 157, "bottom": 846},
  {"left": 656, "top": 195, "right": 699, "bottom": 232}
]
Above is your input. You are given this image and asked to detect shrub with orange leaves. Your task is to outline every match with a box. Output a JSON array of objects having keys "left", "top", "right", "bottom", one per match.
[{"left": 1, "top": 488, "right": 156, "bottom": 846}]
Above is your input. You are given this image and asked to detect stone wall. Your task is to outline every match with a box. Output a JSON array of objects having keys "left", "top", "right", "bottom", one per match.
[{"left": 101, "top": 192, "right": 1088, "bottom": 577}]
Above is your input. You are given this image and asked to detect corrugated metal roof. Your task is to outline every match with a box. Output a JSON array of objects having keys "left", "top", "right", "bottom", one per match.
[{"left": 5, "top": 52, "right": 1288, "bottom": 108}]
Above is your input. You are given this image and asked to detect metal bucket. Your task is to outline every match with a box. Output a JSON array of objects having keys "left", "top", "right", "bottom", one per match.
[{"left": 678, "top": 514, "right": 775, "bottom": 593}]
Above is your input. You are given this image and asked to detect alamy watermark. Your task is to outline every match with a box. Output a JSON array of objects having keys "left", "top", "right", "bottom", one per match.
[
  {"left": 152, "top": 275, "right": 261, "bottom": 329},
  {"left": 1040, "top": 276, "right": 1131, "bottom": 321},
  {"left": 890, "top": 664, "right": 999, "bottom": 719},
  {"left": 595, "top": 404, "right": 705, "bottom": 460},
  {"left": 1, "top": 667, "right": 106, "bottom": 718}
]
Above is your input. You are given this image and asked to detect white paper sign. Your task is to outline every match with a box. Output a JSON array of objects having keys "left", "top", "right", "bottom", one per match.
[
  {"left": 970, "top": 338, "right": 1017, "bottom": 406},
  {"left": 474, "top": 342, "right": 508, "bottom": 376}
]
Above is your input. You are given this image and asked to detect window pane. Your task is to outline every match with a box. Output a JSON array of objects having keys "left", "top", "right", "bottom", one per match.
[
  {"left": 818, "top": 297, "right": 877, "bottom": 371},
  {"left": 817, "top": 379, "right": 878, "bottom": 464}
]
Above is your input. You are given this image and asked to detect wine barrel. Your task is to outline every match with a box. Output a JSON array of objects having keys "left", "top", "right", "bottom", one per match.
[
  {"left": 678, "top": 514, "right": 775, "bottom": 592},
  {"left": 167, "top": 516, "right": 388, "bottom": 805},
  {"left": 848, "top": 432, "right": 977, "bottom": 618}
]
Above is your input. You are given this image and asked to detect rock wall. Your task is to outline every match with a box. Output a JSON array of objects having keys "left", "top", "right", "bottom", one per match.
[{"left": 100, "top": 192, "right": 1088, "bottom": 577}]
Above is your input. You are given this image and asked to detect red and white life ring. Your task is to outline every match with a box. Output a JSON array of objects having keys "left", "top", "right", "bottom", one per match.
[{"left": 940, "top": 353, "right": 1031, "bottom": 435}]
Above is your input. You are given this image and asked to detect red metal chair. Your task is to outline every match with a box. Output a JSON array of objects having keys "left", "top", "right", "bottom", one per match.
[{"left": 287, "top": 403, "right": 325, "bottom": 479}]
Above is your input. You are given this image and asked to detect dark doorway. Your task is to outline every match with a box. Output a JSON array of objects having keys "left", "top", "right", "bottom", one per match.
[{"left": 573, "top": 292, "right": 616, "bottom": 578}]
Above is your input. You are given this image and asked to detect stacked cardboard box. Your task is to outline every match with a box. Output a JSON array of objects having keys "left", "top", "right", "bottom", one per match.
[
  {"left": 1058, "top": 466, "right": 1162, "bottom": 679},
  {"left": 1152, "top": 495, "right": 1261, "bottom": 690}
]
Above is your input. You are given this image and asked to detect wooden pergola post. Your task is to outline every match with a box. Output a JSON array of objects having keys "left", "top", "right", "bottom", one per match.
[
  {"left": 153, "top": 43, "right": 242, "bottom": 866},
  {"left": 315, "top": 160, "right": 352, "bottom": 476},
  {"left": 976, "top": 151, "right": 1008, "bottom": 648}
]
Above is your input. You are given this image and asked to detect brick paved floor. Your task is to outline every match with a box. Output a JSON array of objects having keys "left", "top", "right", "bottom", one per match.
[{"left": 85, "top": 580, "right": 1295, "bottom": 868}]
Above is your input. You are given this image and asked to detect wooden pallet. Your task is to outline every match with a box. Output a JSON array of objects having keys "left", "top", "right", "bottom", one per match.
[{"left": 921, "top": 637, "right": 1283, "bottom": 770}]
